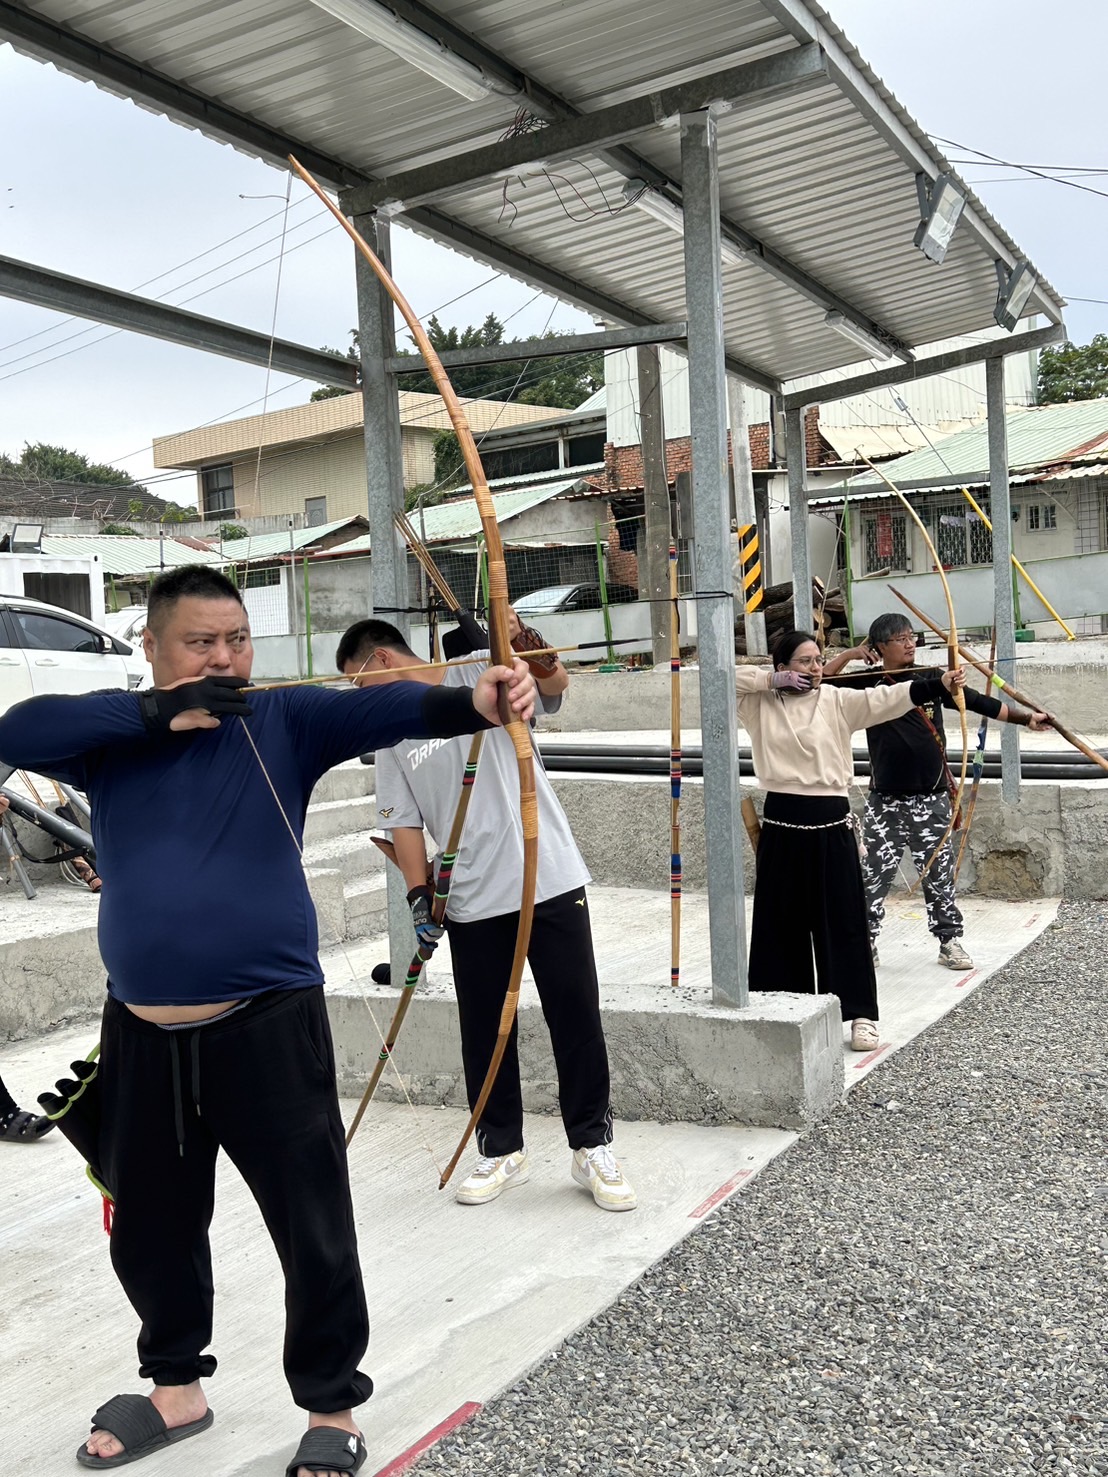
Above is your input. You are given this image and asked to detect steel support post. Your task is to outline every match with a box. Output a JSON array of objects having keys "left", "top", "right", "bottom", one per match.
[
  {"left": 728, "top": 375, "right": 768, "bottom": 656},
  {"left": 785, "top": 407, "right": 813, "bottom": 629},
  {"left": 986, "top": 357, "right": 1020, "bottom": 804},
  {"left": 680, "top": 110, "right": 747, "bottom": 1008},
  {"left": 355, "top": 212, "right": 417, "bottom": 972},
  {"left": 637, "top": 345, "right": 673, "bottom": 666}
]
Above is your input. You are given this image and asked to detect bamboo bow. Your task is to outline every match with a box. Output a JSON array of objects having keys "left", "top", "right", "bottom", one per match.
[{"left": 288, "top": 156, "right": 538, "bottom": 1190}]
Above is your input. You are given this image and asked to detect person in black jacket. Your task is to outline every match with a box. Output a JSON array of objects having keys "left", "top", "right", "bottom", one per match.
[{"left": 824, "top": 613, "right": 1050, "bottom": 971}]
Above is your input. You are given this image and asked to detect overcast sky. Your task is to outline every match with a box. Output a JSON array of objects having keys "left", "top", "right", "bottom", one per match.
[{"left": 0, "top": 0, "right": 1104, "bottom": 499}]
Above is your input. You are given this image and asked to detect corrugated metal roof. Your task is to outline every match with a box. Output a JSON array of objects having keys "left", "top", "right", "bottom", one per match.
[
  {"left": 838, "top": 400, "right": 1108, "bottom": 490},
  {"left": 3, "top": 0, "right": 1064, "bottom": 390},
  {"left": 40, "top": 534, "right": 224, "bottom": 576},
  {"left": 219, "top": 517, "right": 365, "bottom": 562},
  {"left": 326, "top": 477, "right": 589, "bottom": 555}
]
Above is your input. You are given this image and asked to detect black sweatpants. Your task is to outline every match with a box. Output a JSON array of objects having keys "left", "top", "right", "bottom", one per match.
[
  {"left": 747, "top": 792, "right": 878, "bottom": 1023},
  {"left": 446, "top": 885, "right": 613, "bottom": 1158},
  {"left": 99, "top": 986, "right": 372, "bottom": 1412}
]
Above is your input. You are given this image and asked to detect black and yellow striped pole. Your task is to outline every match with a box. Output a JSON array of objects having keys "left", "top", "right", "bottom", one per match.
[{"left": 737, "top": 523, "right": 763, "bottom": 614}]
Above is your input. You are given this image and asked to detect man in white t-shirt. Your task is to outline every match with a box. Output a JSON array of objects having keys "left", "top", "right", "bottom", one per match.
[{"left": 336, "top": 619, "right": 635, "bottom": 1213}]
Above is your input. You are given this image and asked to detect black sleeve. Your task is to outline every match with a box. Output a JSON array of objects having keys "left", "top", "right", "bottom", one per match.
[
  {"left": 441, "top": 611, "right": 489, "bottom": 659},
  {"left": 957, "top": 687, "right": 1004, "bottom": 719},
  {"left": 421, "top": 685, "right": 494, "bottom": 738},
  {"left": 907, "top": 673, "right": 947, "bottom": 705}
]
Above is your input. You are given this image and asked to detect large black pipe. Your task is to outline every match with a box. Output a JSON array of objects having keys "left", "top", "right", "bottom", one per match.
[{"left": 0, "top": 787, "right": 97, "bottom": 860}]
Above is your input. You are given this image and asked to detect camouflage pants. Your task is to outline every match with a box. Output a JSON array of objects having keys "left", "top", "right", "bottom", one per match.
[{"left": 861, "top": 792, "right": 963, "bottom": 943}]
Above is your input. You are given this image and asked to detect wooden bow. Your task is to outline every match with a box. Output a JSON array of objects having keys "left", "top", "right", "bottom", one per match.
[
  {"left": 856, "top": 453, "right": 969, "bottom": 883},
  {"left": 288, "top": 156, "right": 538, "bottom": 1190},
  {"left": 954, "top": 627, "right": 996, "bottom": 883}
]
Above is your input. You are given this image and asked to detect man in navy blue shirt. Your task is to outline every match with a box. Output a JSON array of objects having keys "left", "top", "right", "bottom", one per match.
[{"left": 0, "top": 566, "right": 534, "bottom": 1477}]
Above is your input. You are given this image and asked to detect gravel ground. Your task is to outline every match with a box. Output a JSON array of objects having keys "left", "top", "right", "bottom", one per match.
[{"left": 419, "top": 901, "right": 1108, "bottom": 1477}]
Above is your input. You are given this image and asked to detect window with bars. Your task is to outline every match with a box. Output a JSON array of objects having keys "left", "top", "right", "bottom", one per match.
[
  {"left": 1026, "top": 503, "right": 1057, "bottom": 531},
  {"left": 201, "top": 464, "right": 236, "bottom": 516},
  {"left": 862, "top": 512, "right": 907, "bottom": 573},
  {"left": 932, "top": 501, "right": 993, "bottom": 567}
]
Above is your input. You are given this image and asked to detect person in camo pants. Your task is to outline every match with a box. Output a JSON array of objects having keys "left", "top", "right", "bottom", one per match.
[{"left": 823, "top": 613, "right": 1051, "bottom": 972}]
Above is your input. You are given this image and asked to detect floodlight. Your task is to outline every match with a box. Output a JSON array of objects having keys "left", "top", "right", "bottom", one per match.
[
  {"left": 11, "top": 523, "right": 43, "bottom": 552},
  {"left": 306, "top": 0, "right": 514, "bottom": 101},
  {"left": 622, "top": 180, "right": 752, "bottom": 270},
  {"left": 823, "top": 310, "right": 897, "bottom": 363},
  {"left": 994, "top": 260, "right": 1038, "bottom": 332},
  {"left": 913, "top": 173, "right": 965, "bottom": 264}
]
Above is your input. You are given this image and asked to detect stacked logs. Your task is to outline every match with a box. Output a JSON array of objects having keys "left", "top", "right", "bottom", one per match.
[{"left": 734, "top": 576, "right": 850, "bottom": 656}]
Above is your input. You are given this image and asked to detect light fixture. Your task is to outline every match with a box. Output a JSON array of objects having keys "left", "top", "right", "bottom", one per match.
[
  {"left": 11, "top": 522, "right": 44, "bottom": 552},
  {"left": 823, "top": 310, "right": 897, "bottom": 363},
  {"left": 913, "top": 173, "right": 965, "bottom": 264},
  {"left": 306, "top": 0, "right": 514, "bottom": 101},
  {"left": 622, "top": 180, "right": 751, "bottom": 270},
  {"left": 994, "top": 260, "right": 1038, "bottom": 332}
]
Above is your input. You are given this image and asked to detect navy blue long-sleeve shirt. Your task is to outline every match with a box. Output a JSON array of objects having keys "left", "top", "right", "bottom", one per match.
[{"left": 0, "top": 682, "right": 489, "bottom": 1006}]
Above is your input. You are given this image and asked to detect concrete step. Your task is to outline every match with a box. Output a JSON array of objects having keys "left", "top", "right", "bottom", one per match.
[
  {"left": 301, "top": 829, "right": 385, "bottom": 884},
  {"left": 310, "top": 759, "right": 375, "bottom": 805},
  {"left": 343, "top": 872, "right": 389, "bottom": 938},
  {"left": 303, "top": 793, "right": 378, "bottom": 846}
]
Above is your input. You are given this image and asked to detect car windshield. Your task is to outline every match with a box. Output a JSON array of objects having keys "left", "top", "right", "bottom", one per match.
[{"left": 513, "top": 585, "right": 578, "bottom": 615}]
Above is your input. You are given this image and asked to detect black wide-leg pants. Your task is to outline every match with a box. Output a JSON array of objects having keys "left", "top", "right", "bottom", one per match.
[
  {"left": 446, "top": 885, "right": 613, "bottom": 1158},
  {"left": 99, "top": 986, "right": 372, "bottom": 1412},
  {"left": 747, "top": 792, "right": 878, "bottom": 1022}
]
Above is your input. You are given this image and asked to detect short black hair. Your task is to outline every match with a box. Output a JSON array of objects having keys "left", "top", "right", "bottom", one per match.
[
  {"left": 771, "top": 629, "right": 818, "bottom": 669},
  {"left": 147, "top": 566, "right": 243, "bottom": 632},
  {"left": 867, "top": 612, "right": 915, "bottom": 650},
  {"left": 336, "top": 618, "right": 416, "bottom": 671}
]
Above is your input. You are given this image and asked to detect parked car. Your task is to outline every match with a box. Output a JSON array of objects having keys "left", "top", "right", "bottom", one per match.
[
  {"left": 103, "top": 605, "right": 148, "bottom": 646},
  {"left": 0, "top": 595, "right": 149, "bottom": 714},
  {"left": 513, "top": 582, "right": 640, "bottom": 617}
]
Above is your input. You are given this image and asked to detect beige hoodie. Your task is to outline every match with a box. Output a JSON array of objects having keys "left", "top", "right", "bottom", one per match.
[{"left": 735, "top": 666, "right": 929, "bottom": 796}]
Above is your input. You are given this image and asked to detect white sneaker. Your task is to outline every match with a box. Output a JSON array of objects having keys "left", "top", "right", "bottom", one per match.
[
  {"left": 571, "top": 1145, "right": 637, "bottom": 1212},
  {"left": 454, "top": 1149, "right": 529, "bottom": 1205},
  {"left": 938, "top": 938, "right": 973, "bottom": 970},
  {"left": 850, "top": 1018, "right": 880, "bottom": 1052}
]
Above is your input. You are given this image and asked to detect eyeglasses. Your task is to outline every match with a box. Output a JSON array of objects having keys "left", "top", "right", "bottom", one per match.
[{"left": 790, "top": 656, "right": 826, "bottom": 669}]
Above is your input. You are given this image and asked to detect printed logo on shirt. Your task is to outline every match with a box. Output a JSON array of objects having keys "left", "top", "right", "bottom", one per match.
[
  {"left": 407, "top": 737, "right": 451, "bottom": 770},
  {"left": 378, "top": 807, "right": 394, "bottom": 818}
]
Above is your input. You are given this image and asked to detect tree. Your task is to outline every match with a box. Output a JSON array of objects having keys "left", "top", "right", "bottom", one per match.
[
  {"left": 310, "top": 335, "right": 361, "bottom": 401},
  {"left": 1037, "top": 335, "right": 1108, "bottom": 403},
  {"left": 219, "top": 524, "right": 249, "bottom": 541},
  {"left": 395, "top": 314, "right": 602, "bottom": 409},
  {"left": 0, "top": 442, "right": 144, "bottom": 489}
]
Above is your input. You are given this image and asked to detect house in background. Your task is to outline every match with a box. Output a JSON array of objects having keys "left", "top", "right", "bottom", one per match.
[
  {"left": 809, "top": 398, "right": 1108, "bottom": 639},
  {"left": 151, "top": 390, "right": 581, "bottom": 525}
]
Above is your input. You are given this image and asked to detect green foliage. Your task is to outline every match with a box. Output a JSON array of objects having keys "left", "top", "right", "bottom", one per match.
[
  {"left": 101, "top": 524, "right": 138, "bottom": 536},
  {"left": 309, "top": 336, "right": 361, "bottom": 401},
  {"left": 158, "top": 502, "right": 195, "bottom": 524},
  {"left": 0, "top": 442, "right": 143, "bottom": 488},
  {"left": 431, "top": 430, "right": 465, "bottom": 490},
  {"left": 387, "top": 315, "right": 603, "bottom": 408},
  {"left": 1037, "top": 335, "right": 1108, "bottom": 403},
  {"left": 219, "top": 524, "right": 249, "bottom": 541}
]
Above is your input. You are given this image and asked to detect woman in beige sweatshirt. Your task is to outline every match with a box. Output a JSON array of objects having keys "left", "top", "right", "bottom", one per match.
[{"left": 736, "top": 630, "right": 966, "bottom": 1051}]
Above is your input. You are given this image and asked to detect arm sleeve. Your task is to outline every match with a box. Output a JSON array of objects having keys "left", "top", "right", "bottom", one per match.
[
  {"left": 834, "top": 676, "right": 944, "bottom": 732},
  {"left": 734, "top": 666, "right": 774, "bottom": 696},
  {"left": 0, "top": 690, "right": 147, "bottom": 782},
  {"left": 282, "top": 680, "right": 491, "bottom": 777}
]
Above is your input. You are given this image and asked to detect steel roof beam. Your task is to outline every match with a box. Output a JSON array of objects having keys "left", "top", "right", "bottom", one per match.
[
  {"left": 0, "top": 1, "right": 904, "bottom": 371},
  {"left": 760, "top": 0, "right": 1065, "bottom": 325},
  {"left": 0, "top": 255, "right": 360, "bottom": 385},
  {"left": 780, "top": 322, "right": 1065, "bottom": 413},
  {"left": 342, "top": 47, "right": 827, "bottom": 214},
  {"left": 384, "top": 320, "right": 688, "bottom": 374}
]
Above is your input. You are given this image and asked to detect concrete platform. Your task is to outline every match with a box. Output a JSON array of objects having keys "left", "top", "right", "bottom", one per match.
[{"left": 0, "top": 892, "right": 1057, "bottom": 1477}]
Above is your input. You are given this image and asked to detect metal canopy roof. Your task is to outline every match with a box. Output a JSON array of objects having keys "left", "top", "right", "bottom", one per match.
[{"left": 2, "top": 0, "right": 1064, "bottom": 391}]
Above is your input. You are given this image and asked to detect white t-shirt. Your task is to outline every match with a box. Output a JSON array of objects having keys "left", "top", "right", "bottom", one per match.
[{"left": 373, "top": 656, "right": 590, "bottom": 922}]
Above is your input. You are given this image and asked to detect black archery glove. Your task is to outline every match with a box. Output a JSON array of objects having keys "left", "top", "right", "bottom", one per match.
[
  {"left": 139, "top": 676, "right": 253, "bottom": 732},
  {"left": 407, "top": 885, "right": 444, "bottom": 953}
]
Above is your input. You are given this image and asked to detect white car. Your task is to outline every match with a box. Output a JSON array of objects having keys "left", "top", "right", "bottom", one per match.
[
  {"left": 0, "top": 595, "right": 149, "bottom": 714},
  {"left": 103, "top": 605, "right": 148, "bottom": 646}
]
